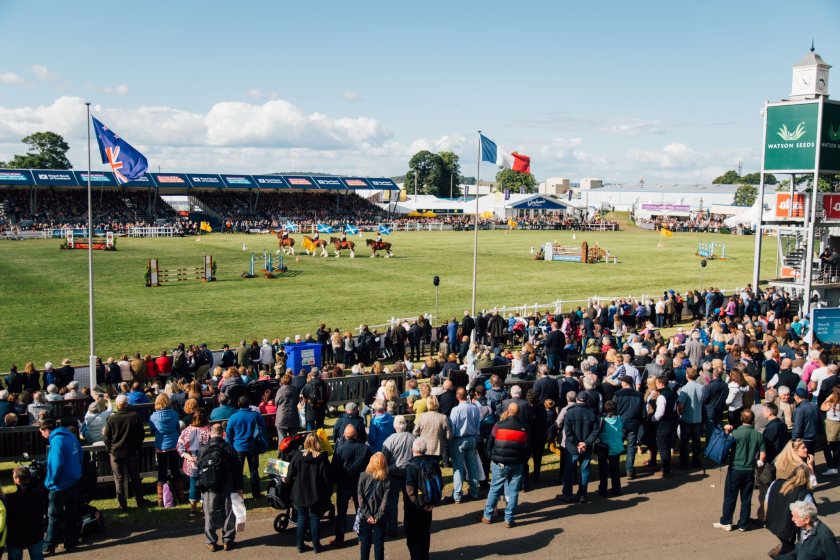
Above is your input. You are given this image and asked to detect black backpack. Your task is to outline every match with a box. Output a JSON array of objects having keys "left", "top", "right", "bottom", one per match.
[
  {"left": 412, "top": 459, "right": 443, "bottom": 509},
  {"left": 197, "top": 440, "right": 229, "bottom": 492},
  {"left": 311, "top": 381, "right": 328, "bottom": 407}
]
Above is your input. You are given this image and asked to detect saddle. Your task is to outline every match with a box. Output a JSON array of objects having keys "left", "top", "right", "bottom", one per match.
[{"left": 375, "top": 242, "right": 385, "bottom": 250}]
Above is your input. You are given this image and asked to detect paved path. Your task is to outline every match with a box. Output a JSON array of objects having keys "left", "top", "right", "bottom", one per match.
[{"left": 67, "top": 465, "right": 840, "bottom": 559}]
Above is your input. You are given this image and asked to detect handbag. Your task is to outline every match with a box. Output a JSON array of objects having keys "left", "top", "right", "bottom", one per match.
[{"left": 354, "top": 479, "right": 379, "bottom": 533}]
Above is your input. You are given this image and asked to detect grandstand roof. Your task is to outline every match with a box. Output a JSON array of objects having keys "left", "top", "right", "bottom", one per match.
[{"left": 593, "top": 183, "right": 741, "bottom": 194}]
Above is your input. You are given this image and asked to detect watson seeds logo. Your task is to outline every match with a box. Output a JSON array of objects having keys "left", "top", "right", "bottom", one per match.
[
  {"left": 777, "top": 122, "right": 807, "bottom": 141},
  {"left": 828, "top": 123, "right": 840, "bottom": 143}
]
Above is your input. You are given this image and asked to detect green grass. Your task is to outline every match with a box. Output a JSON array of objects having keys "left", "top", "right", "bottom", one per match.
[{"left": 0, "top": 226, "right": 772, "bottom": 367}]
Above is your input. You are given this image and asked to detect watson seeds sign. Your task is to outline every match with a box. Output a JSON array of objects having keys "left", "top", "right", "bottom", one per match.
[{"left": 764, "top": 100, "right": 840, "bottom": 173}]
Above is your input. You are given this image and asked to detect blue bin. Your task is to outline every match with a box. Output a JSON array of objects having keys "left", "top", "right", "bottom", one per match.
[{"left": 284, "top": 343, "right": 322, "bottom": 376}]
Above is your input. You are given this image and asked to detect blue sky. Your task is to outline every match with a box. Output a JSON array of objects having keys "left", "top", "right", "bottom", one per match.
[{"left": 1, "top": 0, "right": 839, "bottom": 183}]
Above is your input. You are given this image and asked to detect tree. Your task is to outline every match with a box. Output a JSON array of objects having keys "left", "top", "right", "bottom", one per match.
[
  {"left": 712, "top": 170, "right": 741, "bottom": 184},
  {"left": 733, "top": 184, "right": 758, "bottom": 206},
  {"left": 406, "top": 150, "right": 452, "bottom": 198},
  {"left": 1, "top": 132, "right": 72, "bottom": 169},
  {"left": 438, "top": 151, "right": 462, "bottom": 198},
  {"left": 740, "top": 172, "right": 777, "bottom": 185},
  {"left": 495, "top": 168, "right": 537, "bottom": 193}
]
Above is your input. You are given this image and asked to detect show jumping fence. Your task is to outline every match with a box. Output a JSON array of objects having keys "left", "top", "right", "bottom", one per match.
[{"left": 148, "top": 255, "right": 214, "bottom": 286}]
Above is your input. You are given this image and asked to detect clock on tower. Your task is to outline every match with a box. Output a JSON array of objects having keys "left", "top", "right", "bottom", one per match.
[{"left": 790, "top": 45, "right": 831, "bottom": 100}]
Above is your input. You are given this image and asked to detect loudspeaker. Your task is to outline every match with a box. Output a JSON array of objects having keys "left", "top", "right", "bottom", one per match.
[{"left": 433, "top": 276, "right": 440, "bottom": 286}]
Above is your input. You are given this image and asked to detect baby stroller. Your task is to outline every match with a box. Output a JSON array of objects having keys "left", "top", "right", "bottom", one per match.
[{"left": 266, "top": 432, "right": 335, "bottom": 533}]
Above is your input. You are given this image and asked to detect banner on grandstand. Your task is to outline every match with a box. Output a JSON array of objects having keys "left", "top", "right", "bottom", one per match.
[
  {"left": 75, "top": 171, "right": 118, "bottom": 187},
  {"left": 341, "top": 177, "right": 371, "bottom": 189},
  {"left": 221, "top": 175, "right": 256, "bottom": 188},
  {"left": 122, "top": 173, "right": 157, "bottom": 187},
  {"left": 187, "top": 173, "right": 225, "bottom": 187},
  {"left": 775, "top": 193, "right": 806, "bottom": 218},
  {"left": 283, "top": 176, "right": 316, "bottom": 189},
  {"left": 32, "top": 170, "right": 77, "bottom": 186},
  {"left": 152, "top": 173, "right": 190, "bottom": 187},
  {"left": 311, "top": 176, "right": 346, "bottom": 190},
  {"left": 252, "top": 175, "right": 289, "bottom": 188},
  {"left": 0, "top": 169, "right": 34, "bottom": 185},
  {"left": 640, "top": 203, "right": 691, "bottom": 212},
  {"left": 366, "top": 178, "right": 398, "bottom": 190}
]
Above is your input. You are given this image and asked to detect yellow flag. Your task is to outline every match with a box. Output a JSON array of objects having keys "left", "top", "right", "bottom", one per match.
[
  {"left": 660, "top": 228, "right": 673, "bottom": 238},
  {"left": 508, "top": 219, "right": 518, "bottom": 229},
  {"left": 200, "top": 221, "right": 212, "bottom": 232}
]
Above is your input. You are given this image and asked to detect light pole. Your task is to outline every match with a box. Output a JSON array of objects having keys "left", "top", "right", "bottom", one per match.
[{"left": 414, "top": 169, "right": 418, "bottom": 199}]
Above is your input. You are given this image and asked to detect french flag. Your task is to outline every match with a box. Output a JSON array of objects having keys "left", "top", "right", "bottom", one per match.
[{"left": 480, "top": 134, "right": 531, "bottom": 174}]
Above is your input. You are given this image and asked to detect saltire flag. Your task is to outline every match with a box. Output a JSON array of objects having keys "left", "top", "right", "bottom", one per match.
[
  {"left": 378, "top": 225, "right": 391, "bottom": 235},
  {"left": 200, "top": 221, "right": 212, "bottom": 232},
  {"left": 344, "top": 224, "right": 359, "bottom": 235},
  {"left": 480, "top": 134, "right": 531, "bottom": 174},
  {"left": 660, "top": 228, "right": 673, "bottom": 238},
  {"left": 316, "top": 223, "right": 334, "bottom": 234},
  {"left": 284, "top": 220, "right": 298, "bottom": 231},
  {"left": 91, "top": 117, "right": 148, "bottom": 184}
]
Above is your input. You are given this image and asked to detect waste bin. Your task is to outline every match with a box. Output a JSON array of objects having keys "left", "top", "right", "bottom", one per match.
[{"left": 284, "top": 343, "right": 322, "bottom": 375}]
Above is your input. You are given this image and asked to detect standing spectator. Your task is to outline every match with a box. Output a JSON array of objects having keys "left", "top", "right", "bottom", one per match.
[
  {"left": 437, "top": 380, "right": 457, "bottom": 416},
  {"left": 652, "top": 375, "right": 678, "bottom": 478},
  {"left": 301, "top": 370, "right": 330, "bottom": 430},
  {"left": 330, "top": 424, "right": 371, "bottom": 547},
  {"left": 702, "top": 366, "right": 729, "bottom": 440},
  {"left": 408, "top": 320, "right": 423, "bottom": 363},
  {"left": 235, "top": 340, "right": 249, "bottom": 368},
  {"left": 273, "top": 373, "right": 300, "bottom": 441},
  {"left": 333, "top": 402, "right": 367, "bottom": 446},
  {"left": 677, "top": 368, "right": 704, "bottom": 469},
  {"left": 480, "top": 401, "right": 528, "bottom": 527},
  {"left": 381, "top": 415, "right": 416, "bottom": 536},
  {"left": 368, "top": 400, "right": 395, "bottom": 453},
  {"left": 597, "top": 400, "right": 624, "bottom": 497},
  {"left": 543, "top": 322, "right": 566, "bottom": 374},
  {"left": 287, "top": 433, "right": 332, "bottom": 553},
  {"left": 103, "top": 395, "right": 149, "bottom": 510},
  {"left": 57, "top": 359, "right": 75, "bottom": 389},
  {"left": 820, "top": 385, "right": 840, "bottom": 476},
  {"left": 765, "top": 464, "right": 815, "bottom": 557},
  {"left": 177, "top": 408, "right": 211, "bottom": 517},
  {"left": 412, "top": 396, "right": 451, "bottom": 463},
  {"left": 357, "top": 452, "right": 390, "bottom": 560},
  {"left": 527, "top": 389, "right": 548, "bottom": 487},
  {"left": 713, "top": 409, "right": 765, "bottom": 532},
  {"left": 447, "top": 388, "right": 480, "bottom": 504},
  {"left": 260, "top": 339, "right": 274, "bottom": 371},
  {"left": 613, "top": 376, "right": 643, "bottom": 479},
  {"left": 792, "top": 388, "right": 820, "bottom": 455},
  {"left": 559, "top": 393, "right": 599, "bottom": 503},
  {"left": 39, "top": 418, "right": 83, "bottom": 555},
  {"left": 129, "top": 353, "right": 146, "bottom": 384},
  {"left": 149, "top": 393, "right": 184, "bottom": 506},
  {"left": 5, "top": 466, "right": 46, "bottom": 560},
  {"left": 155, "top": 350, "right": 172, "bottom": 383},
  {"left": 225, "top": 395, "right": 268, "bottom": 500},
  {"left": 198, "top": 423, "right": 244, "bottom": 551},
  {"left": 404, "top": 438, "right": 440, "bottom": 560},
  {"left": 726, "top": 369, "right": 750, "bottom": 428},
  {"left": 758, "top": 402, "right": 791, "bottom": 525}
]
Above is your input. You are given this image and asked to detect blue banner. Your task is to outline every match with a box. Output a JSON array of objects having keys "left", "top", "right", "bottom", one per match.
[
  {"left": 510, "top": 196, "right": 567, "bottom": 210},
  {"left": 311, "top": 176, "right": 346, "bottom": 190},
  {"left": 220, "top": 174, "right": 256, "bottom": 188},
  {"left": 32, "top": 170, "right": 77, "bottom": 187},
  {"left": 75, "top": 171, "right": 118, "bottom": 187},
  {"left": 151, "top": 173, "right": 191, "bottom": 188},
  {"left": 283, "top": 175, "right": 317, "bottom": 190},
  {"left": 0, "top": 169, "right": 35, "bottom": 186},
  {"left": 365, "top": 177, "right": 397, "bottom": 190},
  {"left": 123, "top": 173, "right": 157, "bottom": 188},
  {"left": 252, "top": 175, "right": 289, "bottom": 189},
  {"left": 186, "top": 173, "right": 224, "bottom": 187},
  {"left": 341, "top": 177, "right": 371, "bottom": 189}
]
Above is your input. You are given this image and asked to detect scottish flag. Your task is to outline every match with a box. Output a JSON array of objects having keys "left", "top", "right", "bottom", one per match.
[
  {"left": 91, "top": 117, "right": 148, "bottom": 184},
  {"left": 284, "top": 220, "right": 298, "bottom": 231},
  {"left": 344, "top": 224, "right": 359, "bottom": 235},
  {"left": 378, "top": 225, "right": 391, "bottom": 235},
  {"left": 316, "top": 223, "right": 333, "bottom": 234}
]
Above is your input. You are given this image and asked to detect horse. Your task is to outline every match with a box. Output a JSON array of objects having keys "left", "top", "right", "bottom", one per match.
[
  {"left": 329, "top": 237, "right": 355, "bottom": 258},
  {"left": 303, "top": 236, "right": 329, "bottom": 257},
  {"left": 366, "top": 238, "right": 393, "bottom": 258},
  {"left": 275, "top": 231, "right": 296, "bottom": 255}
]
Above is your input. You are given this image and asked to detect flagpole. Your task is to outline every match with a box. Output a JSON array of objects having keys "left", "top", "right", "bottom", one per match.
[
  {"left": 471, "top": 131, "right": 480, "bottom": 317},
  {"left": 86, "top": 102, "right": 96, "bottom": 390}
]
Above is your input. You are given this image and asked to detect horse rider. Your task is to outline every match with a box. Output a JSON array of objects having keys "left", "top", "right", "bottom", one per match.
[
  {"left": 313, "top": 230, "right": 320, "bottom": 242},
  {"left": 340, "top": 231, "right": 347, "bottom": 244},
  {"left": 375, "top": 233, "right": 383, "bottom": 248},
  {"left": 281, "top": 229, "right": 289, "bottom": 241}
]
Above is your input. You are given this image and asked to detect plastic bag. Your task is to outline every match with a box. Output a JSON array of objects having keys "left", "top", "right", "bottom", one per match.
[
  {"left": 475, "top": 449, "right": 486, "bottom": 482},
  {"left": 162, "top": 482, "right": 175, "bottom": 508},
  {"left": 231, "top": 492, "right": 247, "bottom": 532}
]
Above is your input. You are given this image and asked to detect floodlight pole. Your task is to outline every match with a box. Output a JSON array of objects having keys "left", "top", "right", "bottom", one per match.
[{"left": 86, "top": 102, "right": 96, "bottom": 390}]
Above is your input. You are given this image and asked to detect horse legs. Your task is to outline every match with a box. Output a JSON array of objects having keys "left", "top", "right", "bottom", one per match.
[
  {"left": 290, "top": 246, "right": 295, "bottom": 255},
  {"left": 370, "top": 251, "right": 375, "bottom": 258},
  {"left": 350, "top": 250, "right": 355, "bottom": 258},
  {"left": 335, "top": 250, "right": 340, "bottom": 258},
  {"left": 321, "top": 247, "right": 328, "bottom": 258},
  {"left": 386, "top": 250, "right": 393, "bottom": 258}
]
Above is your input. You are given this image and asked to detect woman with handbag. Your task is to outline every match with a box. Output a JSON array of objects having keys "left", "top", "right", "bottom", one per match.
[
  {"left": 287, "top": 433, "right": 332, "bottom": 553},
  {"left": 177, "top": 408, "right": 211, "bottom": 516},
  {"left": 357, "top": 452, "right": 390, "bottom": 560}
]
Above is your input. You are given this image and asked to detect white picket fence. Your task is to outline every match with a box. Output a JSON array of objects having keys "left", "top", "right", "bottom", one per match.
[{"left": 128, "top": 226, "right": 176, "bottom": 237}]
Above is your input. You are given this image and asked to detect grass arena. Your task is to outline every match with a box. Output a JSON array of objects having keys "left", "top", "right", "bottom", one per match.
[{"left": 0, "top": 224, "right": 773, "bottom": 367}]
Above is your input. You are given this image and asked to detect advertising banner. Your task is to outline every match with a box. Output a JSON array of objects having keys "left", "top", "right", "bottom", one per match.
[
  {"left": 364, "top": 177, "right": 397, "bottom": 190},
  {"left": 186, "top": 174, "right": 224, "bottom": 187},
  {"left": 812, "top": 308, "right": 840, "bottom": 361},
  {"left": 220, "top": 175, "right": 256, "bottom": 188},
  {"left": 283, "top": 175, "right": 316, "bottom": 189},
  {"left": 822, "top": 194, "right": 840, "bottom": 220},
  {"left": 252, "top": 175, "right": 289, "bottom": 189},
  {"left": 640, "top": 203, "right": 692, "bottom": 212},
  {"left": 151, "top": 173, "right": 190, "bottom": 187},
  {"left": 0, "top": 169, "right": 34, "bottom": 186},
  {"left": 764, "top": 102, "right": 819, "bottom": 171},
  {"left": 311, "top": 176, "right": 346, "bottom": 190},
  {"left": 75, "top": 171, "right": 117, "bottom": 187},
  {"left": 822, "top": 101, "right": 840, "bottom": 173},
  {"left": 775, "top": 193, "right": 806, "bottom": 218},
  {"left": 123, "top": 173, "right": 157, "bottom": 187},
  {"left": 32, "top": 170, "right": 77, "bottom": 187}
]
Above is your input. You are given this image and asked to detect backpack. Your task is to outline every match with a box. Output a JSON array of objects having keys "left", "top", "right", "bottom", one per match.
[
  {"left": 412, "top": 459, "right": 443, "bottom": 509},
  {"left": 311, "top": 381, "right": 327, "bottom": 407},
  {"left": 197, "top": 440, "right": 229, "bottom": 492},
  {"left": 703, "top": 428, "right": 735, "bottom": 466}
]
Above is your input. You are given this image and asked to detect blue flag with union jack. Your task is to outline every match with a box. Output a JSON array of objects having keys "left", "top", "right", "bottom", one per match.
[
  {"left": 316, "top": 223, "right": 334, "bottom": 234},
  {"left": 91, "top": 117, "right": 148, "bottom": 184},
  {"left": 344, "top": 224, "right": 359, "bottom": 235},
  {"left": 378, "top": 225, "right": 391, "bottom": 235}
]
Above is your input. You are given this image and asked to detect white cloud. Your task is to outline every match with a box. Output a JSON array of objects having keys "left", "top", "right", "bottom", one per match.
[
  {"left": 87, "top": 84, "right": 129, "bottom": 96},
  {"left": 31, "top": 64, "right": 58, "bottom": 81},
  {"left": 0, "top": 73, "right": 25, "bottom": 85},
  {"left": 246, "top": 89, "right": 279, "bottom": 100},
  {"left": 598, "top": 118, "right": 668, "bottom": 135},
  {"left": 341, "top": 90, "right": 361, "bottom": 102}
]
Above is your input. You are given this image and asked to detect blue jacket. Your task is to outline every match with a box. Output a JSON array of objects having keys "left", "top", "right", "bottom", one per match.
[
  {"left": 599, "top": 416, "right": 625, "bottom": 456},
  {"left": 149, "top": 408, "right": 181, "bottom": 451},
  {"left": 210, "top": 404, "right": 236, "bottom": 421},
  {"left": 45, "top": 427, "right": 83, "bottom": 491},
  {"left": 127, "top": 391, "right": 151, "bottom": 405},
  {"left": 368, "top": 412, "right": 395, "bottom": 453},
  {"left": 225, "top": 408, "right": 268, "bottom": 453},
  {"left": 448, "top": 321, "right": 458, "bottom": 344},
  {"left": 792, "top": 400, "right": 821, "bottom": 441}
]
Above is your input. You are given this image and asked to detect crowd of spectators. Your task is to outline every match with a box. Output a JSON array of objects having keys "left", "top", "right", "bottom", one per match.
[
  {"left": 634, "top": 213, "right": 731, "bottom": 233},
  {"left": 195, "top": 192, "right": 385, "bottom": 226}
]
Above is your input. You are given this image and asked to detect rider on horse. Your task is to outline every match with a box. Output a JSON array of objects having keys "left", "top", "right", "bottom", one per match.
[
  {"left": 313, "top": 231, "right": 320, "bottom": 242},
  {"left": 340, "top": 232, "right": 347, "bottom": 243},
  {"left": 281, "top": 229, "right": 289, "bottom": 241}
]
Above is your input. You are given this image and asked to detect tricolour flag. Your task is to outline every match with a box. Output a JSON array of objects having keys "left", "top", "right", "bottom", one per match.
[
  {"left": 316, "top": 223, "right": 334, "bottom": 234},
  {"left": 284, "top": 220, "right": 298, "bottom": 232},
  {"left": 91, "top": 117, "right": 148, "bottom": 184},
  {"left": 480, "top": 134, "right": 531, "bottom": 174},
  {"left": 660, "top": 228, "right": 673, "bottom": 238},
  {"left": 344, "top": 224, "right": 359, "bottom": 235},
  {"left": 378, "top": 225, "right": 391, "bottom": 235}
]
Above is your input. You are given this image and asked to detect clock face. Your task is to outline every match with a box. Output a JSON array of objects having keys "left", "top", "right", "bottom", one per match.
[{"left": 817, "top": 70, "right": 829, "bottom": 92}]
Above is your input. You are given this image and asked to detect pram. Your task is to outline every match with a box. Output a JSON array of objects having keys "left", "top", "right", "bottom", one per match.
[{"left": 266, "top": 432, "right": 335, "bottom": 533}]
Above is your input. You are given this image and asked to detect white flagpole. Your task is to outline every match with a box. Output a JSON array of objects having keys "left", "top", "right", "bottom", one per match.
[
  {"left": 86, "top": 102, "right": 96, "bottom": 389},
  {"left": 471, "top": 131, "right": 480, "bottom": 317}
]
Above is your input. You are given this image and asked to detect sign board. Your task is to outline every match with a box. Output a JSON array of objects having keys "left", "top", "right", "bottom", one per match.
[
  {"left": 363, "top": 177, "right": 397, "bottom": 190},
  {"left": 283, "top": 175, "right": 316, "bottom": 189},
  {"left": 640, "top": 203, "right": 692, "bottom": 212},
  {"left": 151, "top": 173, "right": 191, "bottom": 187},
  {"left": 822, "top": 194, "right": 840, "bottom": 220},
  {"left": 32, "top": 170, "right": 78, "bottom": 187},
  {"left": 252, "top": 175, "right": 289, "bottom": 189},
  {"left": 311, "top": 176, "right": 346, "bottom": 190},
  {"left": 812, "top": 308, "right": 840, "bottom": 361},
  {"left": 0, "top": 169, "right": 34, "bottom": 186},
  {"left": 220, "top": 175, "right": 255, "bottom": 188},
  {"left": 186, "top": 173, "right": 225, "bottom": 187},
  {"left": 510, "top": 196, "right": 566, "bottom": 210},
  {"left": 775, "top": 193, "right": 806, "bottom": 218},
  {"left": 764, "top": 102, "right": 819, "bottom": 171},
  {"left": 822, "top": 101, "right": 840, "bottom": 173},
  {"left": 123, "top": 173, "right": 157, "bottom": 188},
  {"left": 75, "top": 171, "right": 117, "bottom": 187}
]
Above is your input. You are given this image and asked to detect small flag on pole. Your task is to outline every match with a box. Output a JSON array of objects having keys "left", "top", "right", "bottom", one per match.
[
  {"left": 378, "top": 225, "right": 392, "bottom": 235},
  {"left": 660, "top": 228, "right": 673, "bottom": 238},
  {"left": 344, "top": 224, "right": 359, "bottom": 235},
  {"left": 316, "top": 223, "right": 334, "bottom": 234},
  {"left": 200, "top": 221, "right": 212, "bottom": 232},
  {"left": 91, "top": 117, "right": 148, "bottom": 184},
  {"left": 284, "top": 220, "right": 298, "bottom": 232}
]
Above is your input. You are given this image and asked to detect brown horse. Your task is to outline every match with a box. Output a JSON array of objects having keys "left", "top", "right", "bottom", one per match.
[
  {"left": 275, "top": 231, "right": 296, "bottom": 255},
  {"left": 329, "top": 237, "right": 355, "bottom": 258},
  {"left": 366, "top": 238, "right": 393, "bottom": 258},
  {"left": 303, "top": 236, "right": 329, "bottom": 257}
]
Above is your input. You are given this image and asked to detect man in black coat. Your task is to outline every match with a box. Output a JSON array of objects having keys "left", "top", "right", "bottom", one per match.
[
  {"left": 461, "top": 311, "right": 475, "bottom": 341},
  {"left": 332, "top": 402, "right": 367, "bottom": 446},
  {"left": 543, "top": 322, "right": 566, "bottom": 374},
  {"left": 301, "top": 370, "right": 330, "bottom": 430},
  {"left": 408, "top": 321, "right": 423, "bottom": 362},
  {"left": 702, "top": 368, "right": 729, "bottom": 440},
  {"left": 5, "top": 466, "right": 47, "bottom": 560},
  {"left": 437, "top": 380, "right": 458, "bottom": 416},
  {"left": 501, "top": 385, "right": 532, "bottom": 428},
  {"left": 532, "top": 365, "right": 560, "bottom": 406},
  {"left": 613, "top": 376, "right": 644, "bottom": 479},
  {"left": 390, "top": 323, "right": 407, "bottom": 364},
  {"left": 330, "top": 424, "right": 372, "bottom": 547},
  {"left": 559, "top": 394, "right": 600, "bottom": 502}
]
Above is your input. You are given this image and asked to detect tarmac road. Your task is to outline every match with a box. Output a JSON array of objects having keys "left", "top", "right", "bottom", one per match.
[{"left": 66, "top": 466, "right": 840, "bottom": 560}]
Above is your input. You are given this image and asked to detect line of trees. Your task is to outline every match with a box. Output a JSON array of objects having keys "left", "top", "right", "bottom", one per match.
[{"left": 1, "top": 132, "right": 72, "bottom": 169}]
